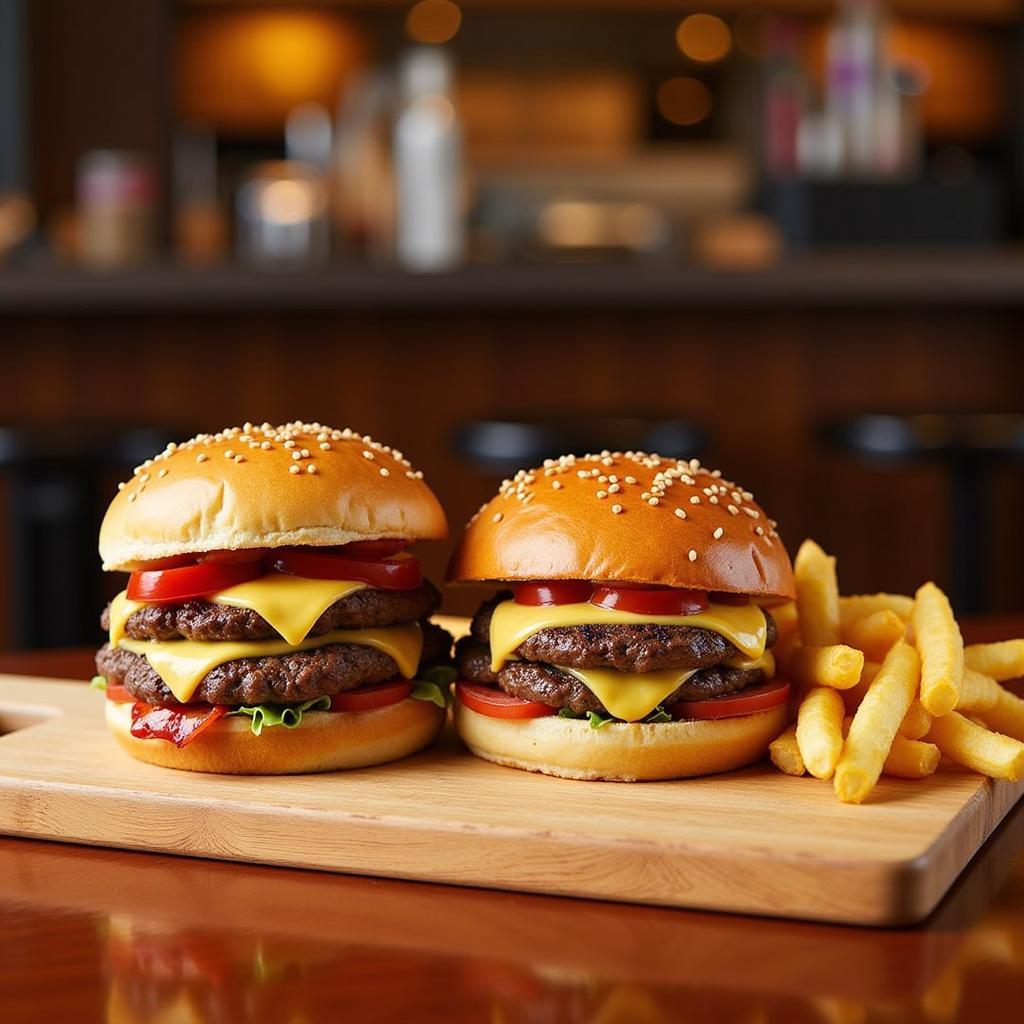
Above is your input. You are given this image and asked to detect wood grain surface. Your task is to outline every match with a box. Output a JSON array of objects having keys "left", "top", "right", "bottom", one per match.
[{"left": 1, "top": 635, "right": 1021, "bottom": 925}]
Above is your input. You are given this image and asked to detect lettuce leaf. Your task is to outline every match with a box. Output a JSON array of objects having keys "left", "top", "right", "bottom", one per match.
[
  {"left": 558, "top": 705, "right": 673, "bottom": 728},
  {"left": 90, "top": 675, "right": 107, "bottom": 691},
  {"left": 411, "top": 665, "right": 457, "bottom": 708},
  {"left": 228, "top": 695, "right": 331, "bottom": 736}
]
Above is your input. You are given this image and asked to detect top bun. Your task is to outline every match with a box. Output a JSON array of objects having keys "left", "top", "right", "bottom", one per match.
[
  {"left": 447, "top": 452, "right": 794, "bottom": 601},
  {"left": 100, "top": 421, "right": 447, "bottom": 570}
]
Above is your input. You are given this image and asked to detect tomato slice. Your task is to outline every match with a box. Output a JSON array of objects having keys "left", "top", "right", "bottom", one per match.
[
  {"left": 708, "top": 591, "right": 750, "bottom": 606},
  {"left": 127, "top": 559, "right": 264, "bottom": 604},
  {"left": 199, "top": 548, "right": 269, "bottom": 564},
  {"left": 129, "top": 702, "right": 228, "bottom": 747},
  {"left": 515, "top": 581, "right": 593, "bottom": 606},
  {"left": 270, "top": 549, "right": 421, "bottom": 590},
  {"left": 456, "top": 682, "right": 556, "bottom": 719},
  {"left": 329, "top": 679, "right": 413, "bottom": 712},
  {"left": 336, "top": 540, "right": 409, "bottom": 559},
  {"left": 669, "top": 679, "right": 791, "bottom": 721},
  {"left": 590, "top": 585, "right": 709, "bottom": 616},
  {"left": 105, "top": 682, "right": 134, "bottom": 703}
]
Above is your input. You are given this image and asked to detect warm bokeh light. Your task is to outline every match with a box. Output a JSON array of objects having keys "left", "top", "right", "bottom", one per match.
[
  {"left": 176, "top": 11, "right": 366, "bottom": 134},
  {"left": 657, "top": 76, "right": 713, "bottom": 127},
  {"left": 406, "top": 1, "right": 462, "bottom": 45},
  {"left": 676, "top": 14, "right": 732, "bottom": 64}
]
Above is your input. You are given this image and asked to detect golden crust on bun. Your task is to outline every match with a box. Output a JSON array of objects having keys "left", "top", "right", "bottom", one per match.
[
  {"left": 447, "top": 452, "right": 794, "bottom": 601},
  {"left": 99, "top": 421, "right": 447, "bottom": 570},
  {"left": 105, "top": 697, "right": 445, "bottom": 775}
]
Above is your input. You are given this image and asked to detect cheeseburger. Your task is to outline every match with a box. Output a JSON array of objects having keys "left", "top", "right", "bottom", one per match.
[
  {"left": 447, "top": 451, "right": 795, "bottom": 781},
  {"left": 94, "top": 421, "right": 451, "bottom": 774}
]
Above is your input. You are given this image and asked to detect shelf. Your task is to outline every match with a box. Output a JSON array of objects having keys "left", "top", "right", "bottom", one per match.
[{"left": 2, "top": 252, "right": 1024, "bottom": 315}]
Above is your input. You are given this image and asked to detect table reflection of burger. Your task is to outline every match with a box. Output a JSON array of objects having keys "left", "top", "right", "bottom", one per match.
[
  {"left": 448, "top": 451, "right": 795, "bottom": 781},
  {"left": 94, "top": 422, "right": 452, "bottom": 774}
]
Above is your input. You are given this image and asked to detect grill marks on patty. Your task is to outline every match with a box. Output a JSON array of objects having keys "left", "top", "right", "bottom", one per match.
[
  {"left": 99, "top": 620, "right": 453, "bottom": 706},
  {"left": 102, "top": 580, "right": 442, "bottom": 643},
  {"left": 458, "top": 594, "right": 778, "bottom": 716}
]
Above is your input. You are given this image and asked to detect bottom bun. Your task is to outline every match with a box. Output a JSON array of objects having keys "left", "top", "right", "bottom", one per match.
[
  {"left": 454, "top": 700, "right": 787, "bottom": 782},
  {"left": 106, "top": 698, "right": 444, "bottom": 775}
]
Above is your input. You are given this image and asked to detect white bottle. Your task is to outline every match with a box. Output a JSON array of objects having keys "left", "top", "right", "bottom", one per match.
[{"left": 393, "top": 48, "right": 464, "bottom": 271}]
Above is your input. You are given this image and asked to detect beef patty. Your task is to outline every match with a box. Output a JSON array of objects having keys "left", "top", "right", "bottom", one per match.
[
  {"left": 469, "top": 593, "right": 776, "bottom": 675},
  {"left": 101, "top": 580, "right": 441, "bottom": 644},
  {"left": 455, "top": 637, "right": 765, "bottom": 715},
  {"left": 98, "top": 619, "right": 452, "bottom": 707}
]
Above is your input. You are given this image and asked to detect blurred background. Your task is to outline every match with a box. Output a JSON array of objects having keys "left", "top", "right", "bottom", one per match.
[{"left": 0, "top": 0, "right": 1023, "bottom": 649}]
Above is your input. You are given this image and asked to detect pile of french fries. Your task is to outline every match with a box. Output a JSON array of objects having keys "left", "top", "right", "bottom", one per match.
[{"left": 769, "top": 540, "right": 1024, "bottom": 804}]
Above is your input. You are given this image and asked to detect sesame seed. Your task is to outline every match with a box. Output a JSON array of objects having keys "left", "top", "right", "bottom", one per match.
[
  {"left": 624, "top": 476, "right": 637, "bottom": 485},
  {"left": 641, "top": 492, "right": 651, "bottom": 501},
  {"left": 713, "top": 526, "right": 724, "bottom": 539},
  {"left": 674, "top": 508, "right": 686, "bottom": 519},
  {"left": 612, "top": 503, "right": 624, "bottom": 514},
  {"left": 552, "top": 480, "right": 563, "bottom": 490},
  {"left": 307, "top": 464, "right": 317, "bottom": 475},
  {"left": 128, "top": 493, "right": 137, "bottom": 503},
  {"left": 291, "top": 451, "right": 302, "bottom": 460},
  {"left": 320, "top": 442, "right": 331, "bottom": 450},
  {"left": 196, "top": 453, "right": 207, "bottom": 463},
  {"left": 755, "top": 525, "right": 765, "bottom": 535},
  {"left": 648, "top": 497, "right": 659, "bottom": 506},
  {"left": 362, "top": 450, "right": 374, "bottom": 460},
  {"left": 284, "top": 441, "right": 296, "bottom": 449},
  {"left": 688, "top": 549, "right": 698, "bottom": 562},
  {"left": 261, "top": 441, "right": 271, "bottom": 450},
  {"left": 596, "top": 490, "right": 608, "bottom": 499},
  {"left": 379, "top": 467, "right": 390, "bottom": 477},
  {"left": 492, "top": 512, "right": 503, "bottom": 523},
  {"left": 224, "top": 450, "right": 234, "bottom": 459},
  {"left": 234, "top": 455, "right": 245, "bottom": 464},
  {"left": 608, "top": 483, "right": 620, "bottom": 494},
  {"left": 709, "top": 496, "right": 719, "bottom": 504},
  {"left": 689, "top": 496, "right": 701, "bottom": 505},
  {"left": 289, "top": 464, "right": 300, "bottom": 475},
  {"left": 117, "top": 482, "right": 125, "bottom": 491},
  {"left": 301, "top": 449, "right": 310, "bottom": 458},
  {"left": 743, "top": 507, "right": 760, "bottom": 519},
  {"left": 727, "top": 505, "right": 739, "bottom": 516}
]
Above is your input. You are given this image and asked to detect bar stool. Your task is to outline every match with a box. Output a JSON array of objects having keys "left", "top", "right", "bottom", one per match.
[
  {"left": 821, "top": 413, "right": 1024, "bottom": 614},
  {"left": 0, "top": 425, "right": 178, "bottom": 648},
  {"left": 452, "top": 417, "right": 706, "bottom": 478}
]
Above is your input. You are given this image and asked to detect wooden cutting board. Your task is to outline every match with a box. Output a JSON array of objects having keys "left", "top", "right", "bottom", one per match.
[{"left": 0, "top": 654, "right": 1021, "bottom": 926}]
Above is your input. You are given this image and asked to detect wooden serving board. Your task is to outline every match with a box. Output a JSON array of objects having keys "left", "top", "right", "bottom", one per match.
[{"left": 0, "top": 660, "right": 1021, "bottom": 926}]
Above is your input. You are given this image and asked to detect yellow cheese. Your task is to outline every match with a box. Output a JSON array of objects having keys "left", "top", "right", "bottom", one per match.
[
  {"left": 488, "top": 598, "right": 768, "bottom": 672},
  {"left": 726, "top": 651, "right": 776, "bottom": 676},
  {"left": 108, "top": 591, "right": 146, "bottom": 646},
  {"left": 119, "top": 623, "right": 423, "bottom": 704},
  {"left": 211, "top": 575, "right": 367, "bottom": 645},
  {"left": 107, "top": 575, "right": 368, "bottom": 648},
  {"left": 560, "top": 666, "right": 699, "bottom": 722}
]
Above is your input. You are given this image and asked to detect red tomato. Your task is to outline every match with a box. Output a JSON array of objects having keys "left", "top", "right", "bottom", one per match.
[
  {"left": 329, "top": 679, "right": 413, "bottom": 712},
  {"left": 336, "top": 540, "right": 409, "bottom": 559},
  {"left": 129, "top": 703, "right": 228, "bottom": 747},
  {"left": 270, "top": 549, "right": 421, "bottom": 590},
  {"left": 708, "top": 591, "right": 750, "bottom": 606},
  {"left": 199, "top": 548, "right": 269, "bottom": 564},
  {"left": 514, "top": 582, "right": 593, "bottom": 606},
  {"left": 105, "top": 682, "right": 134, "bottom": 703},
  {"left": 127, "top": 560, "right": 264, "bottom": 603},
  {"left": 590, "top": 585, "right": 709, "bottom": 616},
  {"left": 670, "top": 679, "right": 791, "bottom": 721},
  {"left": 456, "top": 682, "right": 556, "bottom": 719}
]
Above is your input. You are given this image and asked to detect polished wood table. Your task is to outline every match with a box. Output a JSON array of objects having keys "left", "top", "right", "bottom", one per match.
[{"left": 1, "top": 643, "right": 1023, "bottom": 1023}]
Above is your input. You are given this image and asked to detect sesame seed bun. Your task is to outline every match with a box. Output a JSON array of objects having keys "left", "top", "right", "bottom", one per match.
[
  {"left": 453, "top": 699, "right": 787, "bottom": 782},
  {"left": 447, "top": 453, "right": 794, "bottom": 601},
  {"left": 99, "top": 422, "right": 448, "bottom": 571},
  {"left": 105, "top": 697, "right": 445, "bottom": 774}
]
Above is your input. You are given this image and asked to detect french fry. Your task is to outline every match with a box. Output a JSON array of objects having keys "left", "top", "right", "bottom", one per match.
[
  {"left": 841, "top": 717, "right": 940, "bottom": 779},
  {"left": 912, "top": 582, "right": 964, "bottom": 717},
  {"left": 899, "top": 699, "right": 933, "bottom": 741},
  {"left": 926, "top": 712, "right": 1024, "bottom": 781},
  {"left": 834, "top": 639, "right": 919, "bottom": 804},
  {"left": 884, "top": 736, "right": 941, "bottom": 779},
  {"left": 956, "top": 669, "right": 1002, "bottom": 714},
  {"left": 838, "top": 593, "right": 913, "bottom": 625},
  {"left": 840, "top": 661, "right": 882, "bottom": 714},
  {"left": 785, "top": 644, "right": 865, "bottom": 691},
  {"left": 794, "top": 540, "right": 840, "bottom": 646},
  {"left": 976, "top": 688, "right": 1024, "bottom": 743},
  {"left": 841, "top": 609, "right": 906, "bottom": 662},
  {"left": 797, "top": 687, "right": 846, "bottom": 779},
  {"left": 963, "top": 640, "right": 1024, "bottom": 682},
  {"left": 769, "top": 724, "right": 806, "bottom": 776}
]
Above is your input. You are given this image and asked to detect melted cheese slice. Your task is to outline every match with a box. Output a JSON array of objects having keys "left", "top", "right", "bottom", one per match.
[
  {"left": 107, "top": 576, "right": 369, "bottom": 648},
  {"left": 119, "top": 623, "right": 423, "bottom": 704},
  {"left": 211, "top": 575, "right": 367, "bottom": 645},
  {"left": 488, "top": 598, "right": 768, "bottom": 672},
  {"left": 559, "top": 650, "right": 777, "bottom": 722}
]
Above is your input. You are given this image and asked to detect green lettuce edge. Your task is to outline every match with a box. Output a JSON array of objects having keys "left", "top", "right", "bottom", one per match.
[{"left": 557, "top": 705, "right": 673, "bottom": 729}]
